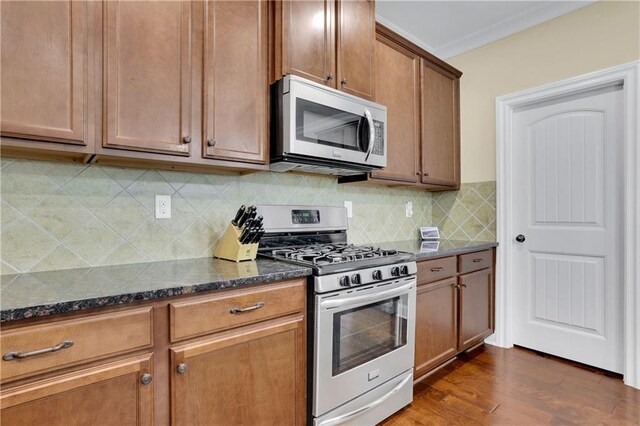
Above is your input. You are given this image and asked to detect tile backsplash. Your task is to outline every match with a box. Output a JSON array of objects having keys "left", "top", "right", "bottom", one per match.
[
  {"left": 432, "top": 181, "right": 496, "bottom": 241},
  {"left": 1, "top": 159, "right": 434, "bottom": 274}
]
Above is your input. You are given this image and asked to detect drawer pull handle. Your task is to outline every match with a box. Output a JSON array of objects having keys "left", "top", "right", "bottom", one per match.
[
  {"left": 230, "top": 302, "right": 265, "bottom": 314},
  {"left": 472, "top": 258, "right": 484, "bottom": 263},
  {"left": 430, "top": 267, "right": 444, "bottom": 272},
  {"left": 3, "top": 340, "right": 74, "bottom": 361}
]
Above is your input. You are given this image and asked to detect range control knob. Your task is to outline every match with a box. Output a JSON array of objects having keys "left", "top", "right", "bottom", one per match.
[
  {"left": 351, "top": 273, "right": 361, "bottom": 285},
  {"left": 400, "top": 265, "right": 409, "bottom": 275},
  {"left": 391, "top": 266, "right": 400, "bottom": 277},
  {"left": 372, "top": 270, "right": 382, "bottom": 280},
  {"left": 339, "top": 276, "right": 351, "bottom": 287}
]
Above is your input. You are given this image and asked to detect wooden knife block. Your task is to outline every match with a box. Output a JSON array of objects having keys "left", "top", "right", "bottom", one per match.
[{"left": 213, "top": 224, "right": 259, "bottom": 262}]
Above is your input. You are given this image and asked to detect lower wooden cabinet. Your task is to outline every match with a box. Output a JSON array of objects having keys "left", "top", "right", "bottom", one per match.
[
  {"left": 458, "top": 268, "right": 494, "bottom": 351},
  {"left": 414, "top": 249, "right": 495, "bottom": 381},
  {"left": 1, "top": 355, "right": 153, "bottom": 426},
  {"left": 414, "top": 278, "right": 458, "bottom": 379},
  {"left": 171, "top": 315, "right": 306, "bottom": 425},
  {"left": 0, "top": 278, "right": 306, "bottom": 426}
]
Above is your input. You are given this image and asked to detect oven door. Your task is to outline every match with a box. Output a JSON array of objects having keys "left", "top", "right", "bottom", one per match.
[
  {"left": 284, "top": 77, "right": 386, "bottom": 168},
  {"left": 313, "top": 276, "right": 416, "bottom": 417}
]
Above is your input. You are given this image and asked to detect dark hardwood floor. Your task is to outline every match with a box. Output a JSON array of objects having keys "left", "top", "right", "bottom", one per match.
[{"left": 382, "top": 345, "right": 640, "bottom": 425}]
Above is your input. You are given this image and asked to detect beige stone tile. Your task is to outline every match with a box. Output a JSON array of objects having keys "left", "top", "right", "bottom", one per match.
[
  {"left": 32, "top": 246, "right": 90, "bottom": 272},
  {"left": 460, "top": 189, "right": 484, "bottom": 214},
  {"left": 0, "top": 217, "right": 59, "bottom": 271},
  {"left": 475, "top": 181, "right": 496, "bottom": 199},
  {"left": 177, "top": 175, "right": 218, "bottom": 213},
  {"left": 62, "top": 217, "right": 125, "bottom": 265},
  {"left": 126, "top": 170, "right": 175, "bottom": 212},
  {"left": 1, "top": 201, "right": 21, "bottom": 228},
  {"left": 460, "top": 215, "right": 484, "bottom": 240},
  {"left": 94, "top": 191, "right": 150, "bottom": 238},
  {"left": 127, "top": 219, "right": 177, "bottom": 262},
  {"left": 157, "top": 170, "right": 195, "bottom": 191},
  {"left": 1, "top": 261, "right": 18, "bottom": 275},
  {"left": 450, "top": 226, "right": 471, "bottom": 240},
  {"left": 1, "top": 160, "right": 59, "bottom": 213},
  {"left": 37, "top": 162, "right": 86, "bottom": 186},
  {"left": 474, "top": 202, "right": 496, "bottom": 227},
  {"left": 100, "top": 242, "right": 148, "bottom": 266},
  {"left": 448, "top": 201, "right": 472, "bottom": 227},
  {"left": 475, "top": 228, "right": 496, "bottom": 242},
  {"left": 29, "top": 190, "right": 93, "bottom": 239},
  {"left": 160, "top": 194, "right": 199, "bottom": 236},
  {"left": 63, "top": 166, "right": 123, "bottom": 209},
  {"left": 178, "top": 217, "right": 219, "bottom": 258},
  {"left": 102, "top": 166, "right": 146, "bottom": 189}
]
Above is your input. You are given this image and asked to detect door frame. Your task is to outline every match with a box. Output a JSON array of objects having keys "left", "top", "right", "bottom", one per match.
[{"left": 493, "top": 60, "right": 640, "bottom": 388}]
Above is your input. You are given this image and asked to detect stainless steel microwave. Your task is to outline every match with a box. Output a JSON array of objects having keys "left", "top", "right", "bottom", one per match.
[{"left": 270, "top": 75, "right": 387, "bottom": 176}]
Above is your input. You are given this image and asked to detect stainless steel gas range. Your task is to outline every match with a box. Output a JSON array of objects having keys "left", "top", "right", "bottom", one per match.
[{"left": 256, "top": 205, "right": 416, "bottom": 426}]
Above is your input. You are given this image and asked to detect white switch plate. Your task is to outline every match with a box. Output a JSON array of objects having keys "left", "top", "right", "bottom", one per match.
[
  {"left": 344, "top": 201, "right": 353, "bottom": 218},
  {"left": 405, "top": 201, "right": 413, "bottom": 218},
  {"left": 155, "top": 195, "right": 171, "bottom": 219}
]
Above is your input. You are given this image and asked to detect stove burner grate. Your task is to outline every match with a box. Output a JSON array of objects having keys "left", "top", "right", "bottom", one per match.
[{"left": 271, "top": 243, "right": 399, "bottom": 266}]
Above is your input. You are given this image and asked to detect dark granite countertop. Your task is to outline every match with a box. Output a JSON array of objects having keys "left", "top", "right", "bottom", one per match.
[
  {"left": 379, "top": 239, "right": 498, "bottom": 261},
  {"left": 0, "top": 258, "right": 312, "bottom": 323}
]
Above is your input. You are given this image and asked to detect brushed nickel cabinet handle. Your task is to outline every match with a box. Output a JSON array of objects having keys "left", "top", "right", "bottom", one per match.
[
  {"left": 327, "top": 73, "right": 334, "bottom": 81},
  {"left": 430, "top": 266, "right": 444, "bottom": 272},
  {"left": 207, "top": 139, "right": 216, "bottom": 147},
  {"left": 3, "top": 340, "right": 74, "bottom": 361},
  {"left": 140, "top": 373, "right": 153, "bottom": 385},
  {"left": 230, "top": 302, "right": 265, "bottom": 314},
  {"left": 473, "top": 258, "right": 484, "bottom": 263},
  {"left": 182, "top": 135, "right": 192, "bottom": 144},
  {"left": 341, "top": 78, "right": 347, "bottom": 85},
  {"left": 177, "top": 363, "right": 188, "bottom": 374}
]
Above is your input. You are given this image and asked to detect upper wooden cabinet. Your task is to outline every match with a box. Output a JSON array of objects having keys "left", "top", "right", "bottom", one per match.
[
  {"left": 0, "top": 1, "right": 93, "bottom": 155},
  {"left": 273, "top": 0, "right": 375, "bottom": 100},
  {"left": 421, "top": 61, "right": 460, "bottom": 187},
  {"left": 203, "top": 0, "right": 268, "bottom": 164},
  {"left": 103, "top": 0, "right": 194, "bottom": 156},
  {"left": 339, "top": 23, "right": 461, "bottom": 190},
  {"left": 370, "top": 33, "right": 420, "bottom": 183},
  {"left": 336, "top": 0, "right": 375, "bottom": 100},
  {"left": 276, "top": 0, "right": 336, "bottom": 87}
]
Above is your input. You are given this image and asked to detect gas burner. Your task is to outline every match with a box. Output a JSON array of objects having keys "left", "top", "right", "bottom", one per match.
[{"left": 270, "top": 243, "right": 399, "bottom": 266}]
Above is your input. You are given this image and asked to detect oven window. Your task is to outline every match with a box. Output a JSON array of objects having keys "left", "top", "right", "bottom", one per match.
[
  {"left": 296, "top": 98, "right": 366, "bottom": 152},
  {"left": 332, "top": 297, "right": 407, "bottom": 376}
]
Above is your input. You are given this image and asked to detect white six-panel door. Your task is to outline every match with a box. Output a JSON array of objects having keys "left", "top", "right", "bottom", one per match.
[{"left": 512, "top": 85, "right": 623, "bottom": 372}]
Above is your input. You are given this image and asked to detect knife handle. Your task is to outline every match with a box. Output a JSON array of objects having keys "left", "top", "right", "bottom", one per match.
[
  {"left": 231, "top": 205, "right": 246, "bottom": 226},
  {"left": 237, "top": 209, "right": 250, "bottom": 228}
]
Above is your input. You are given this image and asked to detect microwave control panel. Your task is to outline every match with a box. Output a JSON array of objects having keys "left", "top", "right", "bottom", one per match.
[{"left": 371, "top": 121, "right": 385, "bottom": 156}]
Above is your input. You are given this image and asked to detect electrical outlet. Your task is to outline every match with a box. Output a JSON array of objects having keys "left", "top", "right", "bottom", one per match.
[
  {"left": 405, "top": 201, "right": 413, "bottom": 218},
  {"left": 344, "top": 201, "right": 353, "bottom": 218},
  {"left": 155, "top": 195, "right": 171, "bottom": 219}
]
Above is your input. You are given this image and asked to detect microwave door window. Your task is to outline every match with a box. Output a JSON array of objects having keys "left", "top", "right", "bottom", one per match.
[{"left": 296, "top": 98, "right": 364, "bottom": 152}]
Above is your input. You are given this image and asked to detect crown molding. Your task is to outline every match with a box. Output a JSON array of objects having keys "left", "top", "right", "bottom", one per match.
[{"left": 375, "top": 14, "right": 437, "bottom": 54}]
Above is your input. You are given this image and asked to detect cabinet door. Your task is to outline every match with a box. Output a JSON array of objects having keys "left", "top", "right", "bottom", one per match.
[
  {"left": 371, "top": 34, "right": 420, "bottom": 183},
  {"left": 103, "top": 0, "right": 193, "bottom": 156},
  {"left": 415, "top": 278, "right": 458, "bottom": 379},
  {"left": 421, "top": 60, "right": 460, "bottom": 187},
  {"left": 1, "top": 1, "right": 86, "bottom": 145},
  {"left": 336, "top": 0, "right": 375, "bottom": 100},
  {"left": 171, "top": 315, "right": 306, "bottom": 426},
  {"left": 280, "top": 0, "right": 335, "bottom": 87},
  {"left": 458, "top": 268, "right": 494, "bottom": 351},
  {"left": 1, "top": 355, "right": 153, "bottom": 426},
  {"left": 203, "top": 0, "right": 267, "bottom": 164}
]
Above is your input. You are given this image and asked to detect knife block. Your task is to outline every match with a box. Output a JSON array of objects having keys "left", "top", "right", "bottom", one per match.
[{"left": 213, "top": 224, "right": 259, "bottom": 262}]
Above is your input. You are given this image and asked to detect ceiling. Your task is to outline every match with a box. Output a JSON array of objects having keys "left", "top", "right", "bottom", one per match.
[{"left": 376, "top": 0, "right": 596, "bottom": 59}]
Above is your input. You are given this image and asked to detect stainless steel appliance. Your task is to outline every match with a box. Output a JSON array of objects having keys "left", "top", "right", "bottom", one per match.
[
  {"left": 270, "top": 75, "right": 387, "bottom": 176},
  {"left": 256, "top": 205, "right": 416, "bottom": 426}
]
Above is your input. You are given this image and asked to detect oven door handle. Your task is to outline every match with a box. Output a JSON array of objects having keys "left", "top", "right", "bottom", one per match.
[
  {"left": 316, "top": 372, "right": 412, "bottom": 426},
  {"left": 320, "top": 281, "right": 414, "bottom": 310}
]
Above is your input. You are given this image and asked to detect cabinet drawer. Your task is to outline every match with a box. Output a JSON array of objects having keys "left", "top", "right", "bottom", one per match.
[
  {"left": 1, "top": 307, "right": 153, "bottom": 382},
  {"left": 169, "top": 279, "right": 305, "bottom": 342},
  {"left": 417, "top": 256, "right": 457, "bottom": 284},
  {"left": 459, "top": 249, "right": 493, "bottom": 274}
]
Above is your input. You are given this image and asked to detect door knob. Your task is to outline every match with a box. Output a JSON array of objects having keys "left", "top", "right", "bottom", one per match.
[{"left": 515, "top": 234, "right": 526, "bottom": 243}]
